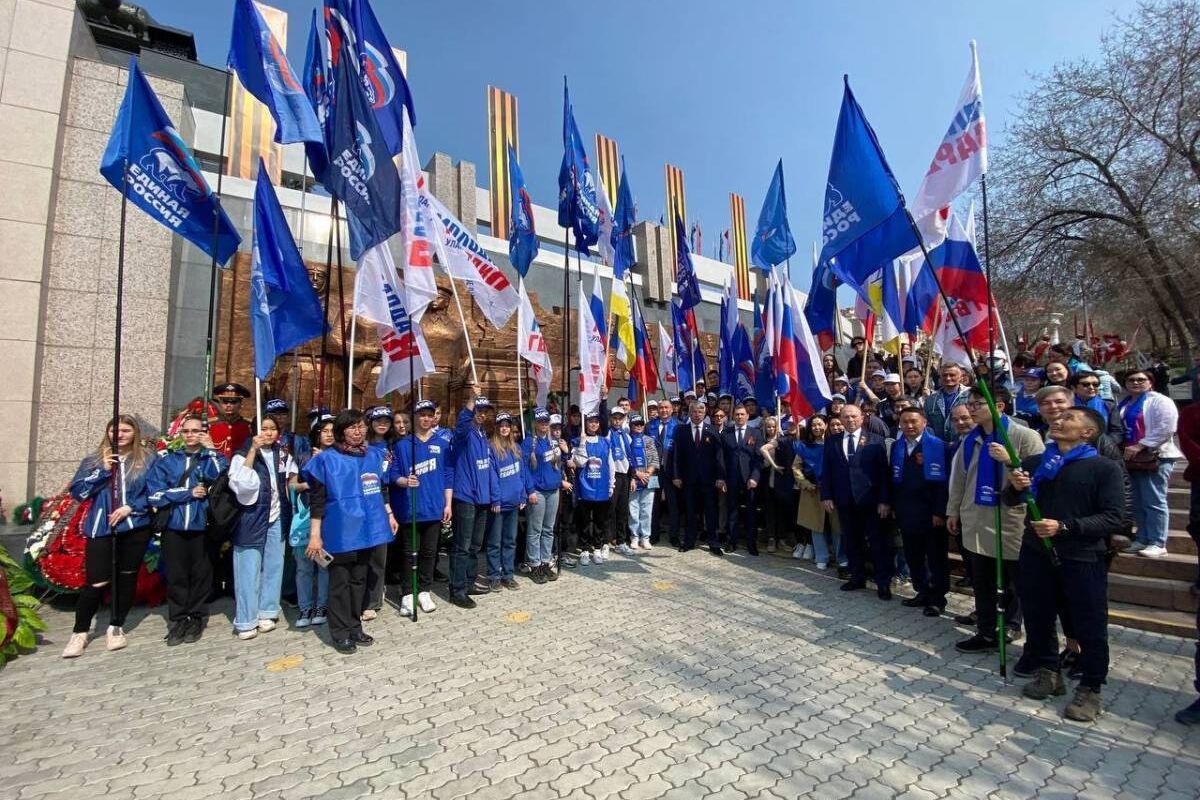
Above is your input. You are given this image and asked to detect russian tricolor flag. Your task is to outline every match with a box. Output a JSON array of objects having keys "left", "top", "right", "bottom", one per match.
[{"left": 905, "top": 213, "right": 993, "bottom": 352}]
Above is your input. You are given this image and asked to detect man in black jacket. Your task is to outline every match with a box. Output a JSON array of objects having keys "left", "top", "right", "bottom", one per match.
[
  {"left": 891, "top": 408, "right": 950, "bottom": 617},
  {"left": 720, "top": 404, "right": 762, "bottom": 555},
  {"left": 671, "top": 398, "right": 726, "bottom": 555},
  {"left": 1005, "top": 407, "right": 1126, "bottom": 723}
]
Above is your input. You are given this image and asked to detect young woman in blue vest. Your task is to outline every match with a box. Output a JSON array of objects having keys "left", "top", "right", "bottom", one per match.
[
  {"left": 227, "top": 415, "right": 297, "bottom": 640},
  {"left": 448, "top": 395, "right": 499, "bottom": 607},
  {"left": 146, "top": 413, "right": 226, "bottom": 646},
  {"left": 362, "top": 405, "right": 395, "bottom": 621},
  {"left": 390, "top": 399, "right": 451, "bottom": 616},
  {"left": 572, "top": 412, "right": 615, "bottom": 565},
  {"left": 62, "top": 415, "right": 158, "bottom": 658},
  {"left": 304, "top": 409, "right": 397, "bottom": 653},
  {"left": 606, "top": 408, "right": 634, "bottom": 556},
  {"left": 290, "top": 414, "right": 333, "bottom": 629},
  {"left": 522, "top": 407, "right": 567, "bottom": 583},
  {"left": 486, "top": 413, "right": 529, "bottom": 590}
]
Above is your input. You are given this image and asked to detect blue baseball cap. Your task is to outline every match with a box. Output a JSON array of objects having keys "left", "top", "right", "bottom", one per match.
[
  {"left": 473, "top": 396, "right": 494, "bottom": 411},
  {"left": 414, "top": 399, "right": 436, "bottom": 413},
  {"left": 264, "top": 398, "right": 288, "bottom": 414},
  {"left": 366, "top": 405, "right": 393, "bottom": 422},
  {"left": 533, "top": 407, "right": 551, "bottom": 421}
]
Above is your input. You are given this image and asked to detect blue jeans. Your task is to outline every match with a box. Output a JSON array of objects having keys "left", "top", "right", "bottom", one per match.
[
  {"left": 233, "top": 519, "right": 284, "bottom": 631},
  {"left": 1131, "top": 458, "right": 1176, "bottom": 548},
  {"left": 293, "top": 547, "right": 328, "bottom": 612},
  {"left": 629, "top": 487, "right": 655, "bottom": 541},
  {"left": 450, "top": 500, "right": 489, "bottom": 597},
  {"left": 525, "top": 489, "right": 559, "bottom": 566},
  {"left": 487, "top": 507, "right": 518, "bottom": 581},
  {"left": 811, "top": 528, "right": 843, "bottom": 567}
]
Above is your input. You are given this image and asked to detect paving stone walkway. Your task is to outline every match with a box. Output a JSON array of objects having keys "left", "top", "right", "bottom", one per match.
[{"left": 2, "top": 547, "right": 1198, "bottom": 799}]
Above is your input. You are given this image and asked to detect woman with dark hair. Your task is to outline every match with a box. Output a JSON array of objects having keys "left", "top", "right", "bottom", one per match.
[
  {"left": 391, "top": 400, "right": 451, "bottom": 616},
  {"left": 1044, "top": 360, "right": 1071, "bottom": 388},
  {"left": 290, "top": 414, "right": 334, "bottom": 629},
  {"left": 487, "top": 413, "right": 529, "bottom": 590},
  {"left": 304, "top": 409, "right": 397, "bottom": 653},
  {"left": 904, "top": 367, "right": 928, "bottom": 402},
  {"left": 62, "top": 414, "right": 158, "bottom": 657},
  {"left": 147, "top": 413, "right": 226, "bottom": 646},
  {"left": 363, "top": 405, "right": 395, "bottom": 621},
  {"left": 792, "top": 415, "right": 841, "bottom": 571},
  {"left": 758, "top": 417, "right": 797, "bottom": 555},
  {"left": 1118, "top": 369, "right": 1181, "bottom": 558}
]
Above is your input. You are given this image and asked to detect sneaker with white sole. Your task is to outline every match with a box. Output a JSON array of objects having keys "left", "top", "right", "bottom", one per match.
[
  {"left": 792, "top": 544, "right": 804, "bottom": 559},
  {"left": 629, "top": 539, "right": 641, "bottom": 550},
  {"left": 400, "top": 595, "right": 414, "bottom": 617},
  {"left": 593, "top": 549, "right": 606, "bottom": 564},
  {"left": 1138, "top": 544, "right": 1168, "bottom": 558},
  {"left": 1123, "top": 541, "right": 1147, "bottom": 553},
  {"left": 816, "top": 561, "right": 828, "bottom": 570},
  {"left": 294, "top": 609, "right": 313, "bottom": 629},
  {"left": 640, "top": 539, "right": 652, "bottom": 550},
  {"left": 236, "top": 628, "right": 258, "bottom": 640},
  {"left": 802, "top": 544, "right": 815, "bottom": 560},
  {"left": 62, "top": 632, "right": 89, "bottom": 658},
  {"left": 257, "top": 618, "right": 277, "bottom": 633},
  {"left": 311, "top": 606, "right": 327, "bottom": 625},
  {"left": 601, "top": 544, "right": 611, "bottom": 560},
  {"left": 418, "top": 592, "right": 436, "bottom": 613},
  {"left": 579, "top": 550, "right": 592, "bottom": 565},
  {"left": 105, "top": 625, "right": 127, "bottom": 651}
]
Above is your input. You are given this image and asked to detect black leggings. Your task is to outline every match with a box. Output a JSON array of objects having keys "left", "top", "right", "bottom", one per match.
[
  {"left": 74, "top": 528, "right": 153, "bottom": 633},
  {"left": 399, "top": 519, "right": 441, "bottom": 592}
]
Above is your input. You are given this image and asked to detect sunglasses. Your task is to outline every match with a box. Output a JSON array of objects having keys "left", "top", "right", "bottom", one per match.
[{"left": 1077, "top": 381, "right": 1099, "bottom": 388}]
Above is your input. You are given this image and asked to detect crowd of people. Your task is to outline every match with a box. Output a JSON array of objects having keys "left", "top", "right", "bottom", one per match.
[{"left": 56, "top": 339, "right": 1200, "bottom": 726}]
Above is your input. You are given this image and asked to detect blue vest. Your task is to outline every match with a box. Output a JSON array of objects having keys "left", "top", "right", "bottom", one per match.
[
  {"left": 232, "top": 447, "right": 292, "bottom": 548},
  {"left": 629, "top": 434, "right": 652, "bottom": 490},
  {"left": 302, "top": 448, "right": 392, "bottom": 555},
  {"left": 575, "top": 437, "right": 612, "bottom": 502}
]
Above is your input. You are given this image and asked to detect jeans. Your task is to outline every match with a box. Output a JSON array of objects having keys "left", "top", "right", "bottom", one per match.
[
  {"left": 1131, "top": 458, "right": 1176, "bottom": 548},
  {"left": 629, "top": 487, "right": 655, "bottom": 542},
  {"left": 450, "top": 500, "right": 489, "bottom": 597},
  {"left": 487, "top": 507, "right": 518, "bottom": 580},
  {"left": 293, "top": 546, "right": 329, "bottom": 612},
  {"left": 232, "top": 519, "right": 285, "bottom": 632},
  {"left": 526, "top": 489, "right": 559, "bottom": 565}
]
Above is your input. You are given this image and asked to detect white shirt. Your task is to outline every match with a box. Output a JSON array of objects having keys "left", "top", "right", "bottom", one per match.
[
  {"left": 842, "top": 429, "right": 862, "bottom": 459},
  {"left": 905, "top": 436, "right": 920, "bottom": 456},
  {"left": 229, "top": 449, "right": 297, "bottom": 523}
]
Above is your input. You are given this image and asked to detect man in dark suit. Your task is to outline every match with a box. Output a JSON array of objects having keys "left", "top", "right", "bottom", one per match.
[
  {"left": 671, "top": 398, "right": 726, "bottom": 555},
  {"left": 891, "top": 407, "right": 950, "bottom": 616},
  {"left": 821, "top": 404, "right": 894, "bottom": 599},
  {"left": 720, "top": 404, "right": 762, "bottom": 555}
]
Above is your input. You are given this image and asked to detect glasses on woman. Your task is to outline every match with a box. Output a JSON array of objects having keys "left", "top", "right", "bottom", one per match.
[
  {"left": 1127, "top": 377, "right": 1149, "bottom": 383},
  {"left": 1077, "top": 381, "right": 1099, "bottom": 388}
]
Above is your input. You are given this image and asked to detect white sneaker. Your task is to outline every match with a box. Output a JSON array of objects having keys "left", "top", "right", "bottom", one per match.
[
  {"left": 640, "top": 539, "right": 652, "bottom": 551},
  {"left": 1123, "top": 541, "right": 1147, "bottom": 553},
  {"left": 792, "top": 544, "right": 804, "bottom": 559},
  {"left": 629, "top": 539, "right": 641, "bottom": 550},
  {"left": 105, "top": 625, "right": 127, "bottom": 652},
  {"left": 802, "top": 544, "right": 815, "bottom": 560},
  {"left": 400, "top": 595, "right": 414, "bottom": 617},
  {"left": 257, "top": 618, "right": 277, "bottom": 633},
  {"left": 236, "top": 628, "right": 258, "bottom": 640},
  {"left": 816, "top": 562, "right": 828, "bottom": 570},
  {"left": 418, "top": 592, "right": 437, "bottom": 613},
  {"left": 1138, "top": 545, "right": 1168, "bottom": 558},
  {"left": 602, "top": 544, "right": 611, "bottom": 560},
  {"left": 593, "top": 549, "right": 606, "bottom": 564},
  {"left": 580, "top": 550, "right": 592, "bottom": 565},
  {"left": 62, "top": 632, "right": 88, "bottom": 658}
]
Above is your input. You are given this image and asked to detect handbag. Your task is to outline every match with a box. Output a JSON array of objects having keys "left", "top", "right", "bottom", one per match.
[
  {"left": 1124, "top": 447, "right": 1160, "bottom": 473},
  {"left": 151, "top": 457, "right": 202, "bottom": 533}
]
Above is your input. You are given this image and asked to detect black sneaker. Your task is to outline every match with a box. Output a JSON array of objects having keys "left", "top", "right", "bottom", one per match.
[
  {"left": 183, "top": 616, "right": 204, "bottom": 644},
  {"left": 1013, "top": 653, "right": 1039, "bottom": 678},
  {"left": 954, "top": 612, "right": 978, "bottom": 626},
  {"left": 529, "top": 566, "right": 548, "bottom": 585},
  {"left": 449, "top": 594, "right": 477, "bottom": 609},
  {"left": 901, "top": 597, "right": 927, "bottom": 608},
  {"left": 877, "top": 587, "right": 893, "bottom": 601},
  {"left": 501, "top": 578, "right": 520, "bottom": 591},
  {"left": 545, "top": 564, "right": 559, "bottom": 581},
  {"left": 468, "top": 580, "right": 491, "bottom": 596},
  {"left": 165, "top": 620, "right": 187, "bottom": 647},
  {"left": 955, "top": 634, "right": 998, "bottom": 654}
]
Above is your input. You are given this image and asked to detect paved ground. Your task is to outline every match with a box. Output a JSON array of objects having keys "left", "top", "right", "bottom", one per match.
[{"left": 2, "top": 547, "right": 1198, "bottom": 799}]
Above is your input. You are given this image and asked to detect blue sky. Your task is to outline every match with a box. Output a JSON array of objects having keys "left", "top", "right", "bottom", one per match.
[{"left": 139, "top": 0, "right": 1137, "bottom": 292}]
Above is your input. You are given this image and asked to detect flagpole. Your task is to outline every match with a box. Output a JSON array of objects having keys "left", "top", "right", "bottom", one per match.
[
  {"left": 110, "top": 152, "right": 131, "bottom": 635},
  {"left": 255, "top": 377, "right": 263, "bottom": 434},
  {"left": 203, "top": 68, "right": 233, "bottom": 403},
  {"left": 445, "top": 270, "right": 480, "bottom": 385},
  {"left": 315, "top": 199, "right": 339, "bottom": 410},
  {"left": 408, "top": 298, "right": 418, "bottom": 623},
  {"left": 293, "top": 154, "right": 309, "bottom": 431},
  {"left": 561, "top": 229, "right": 571, "bottom": 413},
  {"left": 334, "top": 212, "right": 350, "bottom": 408},
  {"left": 346, "top": 286, "right": 359, "bottom": 407},
  {"left": 517, "top": 278, "right": 526, "bottom": 429}
]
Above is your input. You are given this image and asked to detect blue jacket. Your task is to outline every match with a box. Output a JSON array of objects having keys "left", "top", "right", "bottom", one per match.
[
  {"left": 648, "top": 416, "right": 679, "bottom": 478},
  {"left": 449, "top": 409, "right": 498, "bottom": 505},
  {"left": 70, "top": 453, "right": 159, "bottom": 538},
  {"left": 390, "top": 433, "right": 451, "bottom": 522},
  {"left": 146, "top": 448, "right": 227, "bottom": 532},
  {"left": 522, "top": 435, "right": 564, "bottom": 493},
  {"left": 492, "top": 445, "right": 529, "bottom": 510},
  {"left": 230, "top": 445, "right": 293, "bottom": 548},
  {"left": 302, "top": 447, "right": 392, "bottom": 555}
]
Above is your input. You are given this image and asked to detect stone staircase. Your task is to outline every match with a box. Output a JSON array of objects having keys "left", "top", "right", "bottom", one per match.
[{"left": 950, "top": 467, "right": 1198, "bottom": 638}]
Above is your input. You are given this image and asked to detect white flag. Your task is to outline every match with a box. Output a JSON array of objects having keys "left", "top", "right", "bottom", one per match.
[
  {"left": 375, "top": 263, "right": 434, "bottom": 395},
  {"left": 594, "top": 175, "right": 615, "bottom": 268},
  {"left": 912, "top": 41, "right": 988, "bottom": 246},
  {"left": 397, "top": 110, "right": 438, "bottom": 322},
  {"left": 421, "top": 189, "right": 519, "bottom": 329},
  {"left": 353, "top": 243, "right": 399, "bottom": 326},
  {"left": 578, "top": 281, "right": 605, "bottom": 415},
  {"left": 657, "top": 321, "right": 677, "bottom": 387},
  {"left": 518, "top": 279, "right": 553, "bottom": 406}
]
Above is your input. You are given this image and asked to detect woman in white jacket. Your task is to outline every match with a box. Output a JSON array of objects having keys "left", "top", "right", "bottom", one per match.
[{"left": 1117, "top": 369, "right": 1181, "bottom": 558}]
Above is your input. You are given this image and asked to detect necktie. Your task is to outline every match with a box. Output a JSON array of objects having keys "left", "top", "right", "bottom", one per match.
[
  {"left": 737, "top": 428, "right": 743, "bottom": 446},
  {"left": 695, "top": 425, "right": 701, "bottom": 446},
  {"left": 847, "top": 433, "right": 857, "bottom": 457}
]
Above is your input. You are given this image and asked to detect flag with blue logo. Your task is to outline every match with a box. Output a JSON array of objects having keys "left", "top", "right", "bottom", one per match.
[
  {"left": 819, "top": 78, "right": 920, "bottom": 307},
  {"left": 752, "top": 291, "right": 776, "bottom": 411},
  {"left": 612, "top": 163, "right": 636, "bottom": 280},
  {"left": 325, "top": 36, "right": 401, "bottom": 259},
  {"left": 751, "top": 158, "right": 796, "bottom": 272},
  {"left": 674, "top": 216, "right": 702, "bottom": 310},
  {"left": 100, "top": 57, "right": 241, "bottom": 266},
  {"left": 732, "top": 321, "right": 756, "bottom": 403},
  {"left": 249, "top": 166, "right": 328, "bottom": 380},
  {"left": 557, "top": 79, "right": 599, "bottom": 252},
  {"left": 508, "top": 145, "right": 538, "bottom": 278},
  {"left": 302, "top": 8, "right": 333, "bottom": 181},
  {"left": 718, "top": 274, "right": 738, "bottom": 397},
  {"left": 671, "top": 297, "right": 706, "bottom": 395}
]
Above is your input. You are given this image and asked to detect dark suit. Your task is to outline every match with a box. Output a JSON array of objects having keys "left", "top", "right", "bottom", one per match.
[
  {"left": 892, "top": 436, "right": 950, "bottom": 607},
  {"left": 721, "top": 425, "right": 763, "bottom": 552},
  {"left": 671, "top": 421, "right": 725, "bottom": 548},
  {"left": 820, "top": 429, "right": 892, "bottom": 586}
]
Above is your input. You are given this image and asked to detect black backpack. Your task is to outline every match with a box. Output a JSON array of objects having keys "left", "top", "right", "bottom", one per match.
[{"left": 205, "top": 471, "right": 241, "bottom": 541}]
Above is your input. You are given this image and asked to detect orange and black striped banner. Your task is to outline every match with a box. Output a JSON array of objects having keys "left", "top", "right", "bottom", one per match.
[
  {"left": 729, "top": 193, "right": 751, "bottom": 301},
  {"left": 595, "top": 134, "right": 620, "bottom": 209},
  {"left": 664, "top": 164, "right": 687, "bottom": 275},
  {"left": 487, "top": 86, "right": 519, "bottom": 240},
  {"left": 228, "top": 2, "right": 287, "bottom": 181}
]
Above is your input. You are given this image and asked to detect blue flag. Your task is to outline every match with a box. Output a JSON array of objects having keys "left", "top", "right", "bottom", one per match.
[
  {"left": 302, "top": 8, "right": 333, "bottom": 181},
  {"left": 508, "top": 146, "right": 538, "bottom": 278},
  {"left": 732, "top": 321, "right": 756, "bottom": 403},
  {"left": 325, "top": 36, "right": 401, "bottom": 259},
  {"left": 753, "top": 293, "right": 776, "bottom": 411},
  {"left": 228, "top": 0, "right": 323, "bottom": 148},
  {"left": 557, "top": 78, "right": 599, "bottom": 252},
  {"left": 612, "top": 162, "right": 637, "bottom": 280},
  {"left": 100, "top": 57, "right": 240, "bottom": 266},
  {"left": 751, "top": 159, "right": 796, "bottom": 271},
  {"left": 819, "top": 78, "right": 920, "bottom": 306},
  {"left": 674, "top": 216, "right": 702, "bottom": 310},
  {"left": 250, "top": 166, "right": 328, "bottom": 380},
  {"left": 804, "top": 258, "right": 839, "bottom": 351}
]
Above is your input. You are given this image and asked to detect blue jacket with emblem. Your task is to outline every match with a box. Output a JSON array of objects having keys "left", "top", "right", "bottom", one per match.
[
  {"left": 146, "top": 448, "right": 227, "bottom": 532},
  {"left": 390, "top": 433, "right": 451, "bottom": 522},
  {"left": 69, "top": 452, "right": 159, "bottom": 538},
  {"left": 448, "top": 409, "right": 498, "bottom": 505}
]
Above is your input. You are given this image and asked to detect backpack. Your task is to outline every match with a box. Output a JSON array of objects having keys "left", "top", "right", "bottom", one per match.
[{"left": 205, "top": 471, "right": 241, "bottom": 541}]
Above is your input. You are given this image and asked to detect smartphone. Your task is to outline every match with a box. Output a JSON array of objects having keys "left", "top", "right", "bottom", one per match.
[{"left": 314, "top": 548, "right": 334, "bottom": 568}]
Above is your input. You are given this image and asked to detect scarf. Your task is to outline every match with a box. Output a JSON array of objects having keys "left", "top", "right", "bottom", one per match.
[
  {"left": 959, "top": 415, "right": 1009, "bottom": 506},
  {"left": 891, "top": 430, "right": 947, "bottom": 484},
  {"left": 1075, "top": 394, "right": 1109, "bottom": 424},
  {"left": 335, "top": 441, "right": 369, "bottom": 457},
  {"left": 1031, "top": 442, "right": 1098, "bottom": 498},
  {"left": 1118, "top": 392, "right": 1148, "bottom": 445}
]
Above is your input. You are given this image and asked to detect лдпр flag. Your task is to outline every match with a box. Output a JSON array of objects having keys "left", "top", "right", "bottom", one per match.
[
  {"left": 101, "top": 57, "right": 241, "bottom": 266},
  {"left": 508, "top": 145, "right": 539, "bottom": 278},
  {"left": 518, "top": 280, "right": 553, "bottom": 406},
  {"left": 249, "top": 165, "right": 328, "bottom": 380},
  {"left": 751, "top": 158, "right": 796, "bottom": 272},
  {"left": 819, "top": 77, "right": 920, "bottom": 307}
]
